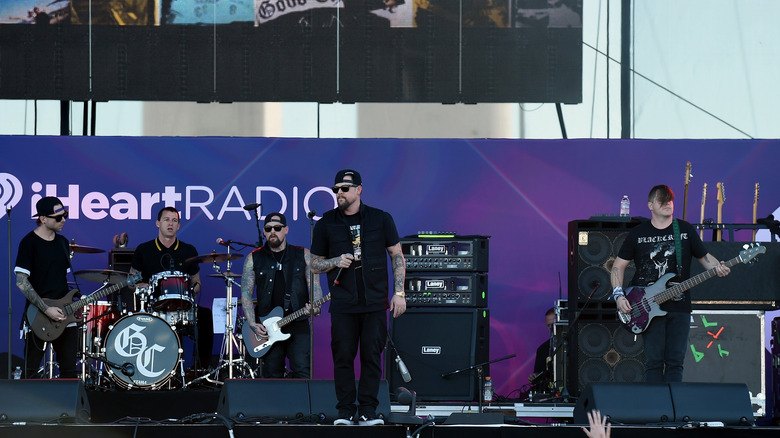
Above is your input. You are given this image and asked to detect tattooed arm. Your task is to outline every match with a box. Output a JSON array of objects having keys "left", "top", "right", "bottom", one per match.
[
  {"left": 304, "top": 249, "right": 323, "bottom": 316},
  {"left": 611, "top": 257, "right": 631, "bottom": 314},
  {"left": 241, "top": 255, "right": 266, "bottom": 337},
  {"left": 697, "top": 254, "right": 731, "bottom": 277},
  {"left": 387, "top": 243, "right": 406, "bottom": 318},
  {"left": 310, "top": 253, "right": 354, "bottom": 274},
  {"left": 16, "top": 272, "right": 66, "bottom": 322}
]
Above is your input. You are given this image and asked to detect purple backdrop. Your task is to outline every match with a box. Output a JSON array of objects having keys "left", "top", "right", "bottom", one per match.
[{"left": 1, "top": 136, "right": 778, "bottom": 395}]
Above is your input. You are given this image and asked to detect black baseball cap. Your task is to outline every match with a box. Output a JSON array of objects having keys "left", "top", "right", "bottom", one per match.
[
  {"left": 33, "top": 196, "right": 67, "bottom": 218},
  {"left": 334, "top": 169, "right": 362, "bottom": 186},
  {"left": 264, "top": 212, "right": 287, "bottom": 226}
]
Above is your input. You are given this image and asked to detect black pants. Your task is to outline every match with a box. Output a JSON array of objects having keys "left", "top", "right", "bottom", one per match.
[
  {"left": 24, "top": 325, "right": 79, "bottom": 379},
  {"left": 331, "top": 310, "right": 386, "bottom": 417}
]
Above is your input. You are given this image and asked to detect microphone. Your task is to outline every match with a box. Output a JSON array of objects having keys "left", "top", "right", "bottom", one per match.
[
  {"left": 307, "top": 210, "right": 316, "bottom": 219},
  {"left": 243, "top": 202, "right": 261, "bottom": 211},
  {"left": 121, "top": 363, "right": 135, "bottom": 377},
  {"left": 216, "top": 238, "right": 232, "bottom": 247},
  {"left": 395, "top": 354, "right": 412, "bottom": 383},
  {"left": 588, "top": 280, "right": 601, "bottom": 299},
  {"left": 332, "top": 268, "right": 344, "bottom": 286}
]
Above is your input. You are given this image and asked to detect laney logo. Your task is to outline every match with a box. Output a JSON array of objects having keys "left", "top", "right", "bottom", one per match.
[
  {"left": 425, "top": 280, "right": 445, "bottom": 289},
  {"left": 421, "top": 346, "right": 441, "bottom": 355}
]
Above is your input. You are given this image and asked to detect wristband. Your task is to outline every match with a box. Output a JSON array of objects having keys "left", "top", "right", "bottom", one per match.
[
  {"left": 394, "top": 291, "right": 406, "bottom": 298},
  {"left": 611, "top": 286, "right": 624, "bottom": 301}
]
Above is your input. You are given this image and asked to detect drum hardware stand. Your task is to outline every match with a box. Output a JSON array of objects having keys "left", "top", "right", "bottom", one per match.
[
  {"left": 206, "top": 253, "right": 255, "bottom": 383},
  {"left": 42, "top": 341, "right": 58, "bottom": 378},
  {"left": 209, "top": 255, "right": 255, "bottom": 384}
]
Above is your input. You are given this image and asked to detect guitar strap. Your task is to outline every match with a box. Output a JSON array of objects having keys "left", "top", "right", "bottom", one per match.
[{"left": 672, "top": 219, "right": 683, "bottom": 275}]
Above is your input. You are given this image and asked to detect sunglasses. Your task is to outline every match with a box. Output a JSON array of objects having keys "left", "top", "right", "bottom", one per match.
[
  {"left": 46, "top": 211, "right": 69, "bottom": 222},
  {"left": 264, "top": 225, "right": 284, "bottom": 232},
  {"left": 332, "top": 184, "right": 356, "bottom": 194}
]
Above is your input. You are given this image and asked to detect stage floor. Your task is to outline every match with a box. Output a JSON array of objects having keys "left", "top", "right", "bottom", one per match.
[{"left": 0, "top": 383, "right": 777, "bottom": 438}]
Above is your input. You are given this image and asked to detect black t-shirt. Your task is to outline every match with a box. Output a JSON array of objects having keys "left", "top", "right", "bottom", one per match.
[
  {"left": 14, "top": 230, "right": 71, "bottom": 300},
  {"left": 617, "top": 219, "right": 708, "bottom": 312},
  {"left": 131, "top": 238, "right": 199, "bottom": 283}
]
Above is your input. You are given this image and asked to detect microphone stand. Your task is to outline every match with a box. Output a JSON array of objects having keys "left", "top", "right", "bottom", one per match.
[
  {"left": 251, "top": 208, "right": 263, "bottom": 248},
  {"left": 307, "top": 210, "right": 316, "bottom": 375},
  {"left": 6, "top": 205, "right": 12, "bottom": 379},
  {"left": 441, "top": 354, "right": 516, "bottom": 413}
]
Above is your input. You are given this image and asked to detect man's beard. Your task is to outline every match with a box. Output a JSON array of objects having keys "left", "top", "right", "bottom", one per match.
[
  {"left": 268, "top": 236, "right": 284, "bottom": 249},
  {"left": 337, "top": 197, "right": 354, "bottom": 211}
]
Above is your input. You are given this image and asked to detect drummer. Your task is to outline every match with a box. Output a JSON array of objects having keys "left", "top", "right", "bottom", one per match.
[{"left": 128, "top": 206, "right": 214, "bottom": 370}]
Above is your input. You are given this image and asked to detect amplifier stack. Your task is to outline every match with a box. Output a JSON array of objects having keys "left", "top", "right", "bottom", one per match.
[{"left": 388, "top": 233, "right": 490, "bottom": 401}]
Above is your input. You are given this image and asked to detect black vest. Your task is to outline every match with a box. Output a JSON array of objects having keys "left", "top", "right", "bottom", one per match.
[{"left": 251, "top": 244, "right": 308, "bottom": 320}]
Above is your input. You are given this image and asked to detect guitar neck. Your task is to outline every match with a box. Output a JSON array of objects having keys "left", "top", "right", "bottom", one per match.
[
  {"left": 65, "top": 281, "right": 127, "bottom": 314},
  {"left": 277, "top": 294, "right": 331, "bottom": 328},
  {"left": 653, "top": 256, "right": 740, "bottom": 306}
]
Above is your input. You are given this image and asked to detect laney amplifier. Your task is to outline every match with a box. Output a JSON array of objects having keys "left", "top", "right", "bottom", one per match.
[
  {"left": 401, "top": 234, "right": 489, "bottom": 272},
  {"left": 404, "top": 273, "right": 488, "bottom": 307}
]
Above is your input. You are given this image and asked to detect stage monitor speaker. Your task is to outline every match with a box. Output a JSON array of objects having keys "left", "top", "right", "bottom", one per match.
[
  {"left": 668, "top": 382, "right": 754, "bottom": 426},
  {"left": 0, "top": 380, "right": 90, "bottom": 423},
  {"left": 574, "top": 382, "right": 754, "bottom": 426},
  {"left": 568, "top": 319, "right": 644, "bottom": 395},
  {"left": 574, "top": 383, "right": 674, "bottom": 424},
  {"left": 217, "top": 379, "right": 310, "bottom": 421},
  {"left": 308, "top": 379, "right": 391, "bottom": 423},
  {"left": 568, "top": 219, "right": 641, "bottom": 311},
  {"left": 388, "top": 308, "right": 489, "bottom": 401}
]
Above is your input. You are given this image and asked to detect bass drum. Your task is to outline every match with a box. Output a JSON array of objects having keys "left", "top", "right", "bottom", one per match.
[{"left": 103, "top": 313, "right": 182, "bottom": 390}]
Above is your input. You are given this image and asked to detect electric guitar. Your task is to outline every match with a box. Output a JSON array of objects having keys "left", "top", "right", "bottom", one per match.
[
  {"left": 26, "top": 272, "right": 142, "bottom": 341},
  {"left": 699, "top": 183, "right": 707, "bottom": 239},
  {"left": 617, "top": 245, "right": 764, "bottom": 334},
  {"left": 683, "top": 161, "right": 691, "bottom": 221},
  {"left": 716, "top": 182, "right": 725, "bottom": 241},
  {"left": 243, "top": 293, "right": 331, "bottom": 358},
  {"left": 753, "top": 183, "right": 760, "bottom": 241}
]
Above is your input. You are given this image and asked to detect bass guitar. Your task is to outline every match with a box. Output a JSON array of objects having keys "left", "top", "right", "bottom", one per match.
[
  {"left": 617, "top": 245, "right": 764, "bottom": 334},
  {"left": 26, "top": 272, "right": 142, "bottom": 341},
  {"left": 243, "top": 293, "right": 331, "bottom": 358}
]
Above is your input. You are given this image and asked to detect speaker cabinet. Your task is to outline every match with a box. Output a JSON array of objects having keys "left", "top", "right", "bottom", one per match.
[
  {"left": 568, "top": 319, "right": 644, "bottom": 395},
  {"left": 568, "top": 219, "right": 641, "bottom": 311},
  {"left": 574, "top": 383, "right": 673, "bottom": 424},
  {"left": 217, "top": 379, "right": 310, "bottom": 421},
  {"left": 388, "top": 308, "right": 490, "bottom": 401},
  {"left": 574, "top": 382, "right": 754, "bottom": 426},
  {"left": 216, "top": 379, "right": 391, "bottom": 423},
  {"left": 0, "top": 380, "right": 90, "bottom": 423}
]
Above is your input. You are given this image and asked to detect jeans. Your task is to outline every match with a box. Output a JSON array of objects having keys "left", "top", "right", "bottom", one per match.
[
  {"left": 262, "top": 329, "right": 311, "bottom": 379},
  {"left": 24, "top": 325, "right": 79, "bottom": 378},
  {"left": 331, "top": 311, "right": 386, "bottom": 417},
  {"left": 642, "top": 311, "right": 690, "bottom": 383}
]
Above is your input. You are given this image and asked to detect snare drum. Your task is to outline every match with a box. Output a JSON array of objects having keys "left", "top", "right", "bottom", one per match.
[
  {"left": 157, "top": 307, "right": 196, "bottom": 328},
  {"left": 150, "top": 271, "right": 193, "bottom": 311},
  {"left": 103, "top": 313, "right": 181, "bottom": 390}
]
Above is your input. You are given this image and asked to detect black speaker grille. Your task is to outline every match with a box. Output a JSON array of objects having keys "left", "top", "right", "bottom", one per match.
[
  {"left": 571, "top": 320, "right": 645, "bottom": 393},
  {"left": 387, "top": 308, "right": 489, "bottom": 401}
]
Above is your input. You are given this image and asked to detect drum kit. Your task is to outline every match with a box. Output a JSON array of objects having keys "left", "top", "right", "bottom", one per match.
[{"left": 61, "top": 243, "right": 258, "bottom": 390}]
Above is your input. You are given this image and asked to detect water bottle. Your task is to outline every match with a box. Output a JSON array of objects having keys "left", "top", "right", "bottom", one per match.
[
  {"left": 13, "top": 366, "right": 22, "bottom": 380},
  {"left": 620, "top": 195, "right": 630, "bottom": 217},
  {"left": 483, "top": 376, "right": 493, "bottom": 403}
]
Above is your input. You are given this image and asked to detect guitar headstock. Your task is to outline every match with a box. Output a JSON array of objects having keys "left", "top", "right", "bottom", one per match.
[
  {"left": 754, "top": 183, "right": 760, "bottom": 204},
  {"left": 127, "top": 272, "right": 143, "bottom": 286},
  {"left": 739, "top": 243, "right": 766, "bottom": 264},
  {"left": 701, "top": 183, "right": 707, "bottom": 205},
  {"left": 685, "top": 161, "right": 691, "bottom": 186},
  {"left": 717, "top": 182, "right": 725, "bottom": 205}
]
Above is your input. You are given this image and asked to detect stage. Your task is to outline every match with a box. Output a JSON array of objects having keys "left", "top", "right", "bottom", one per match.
[{"left": 1, "top": 384, "right": 778, "bottom": 438}]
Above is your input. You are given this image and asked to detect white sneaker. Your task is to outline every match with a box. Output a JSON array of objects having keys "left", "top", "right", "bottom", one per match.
[
  {"left": 334, "top": 416, "right": 355, "bottom": 425},
  {"left": 358, "top": 414, "right": 384, "bottom": 426}
]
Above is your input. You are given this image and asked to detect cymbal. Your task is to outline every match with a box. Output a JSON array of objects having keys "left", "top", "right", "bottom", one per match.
[
  {"left": 74, "top": 269, "right": 128, "bottom": 284},
  {"left": 208, "top": 273, "right": 242, "bottom": 278},
  {"left": 186, "top": 252, "right": 243, "bottom": 264},
  {"left": 70, "top": 244, "right": 106, "bottom": 254}
]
